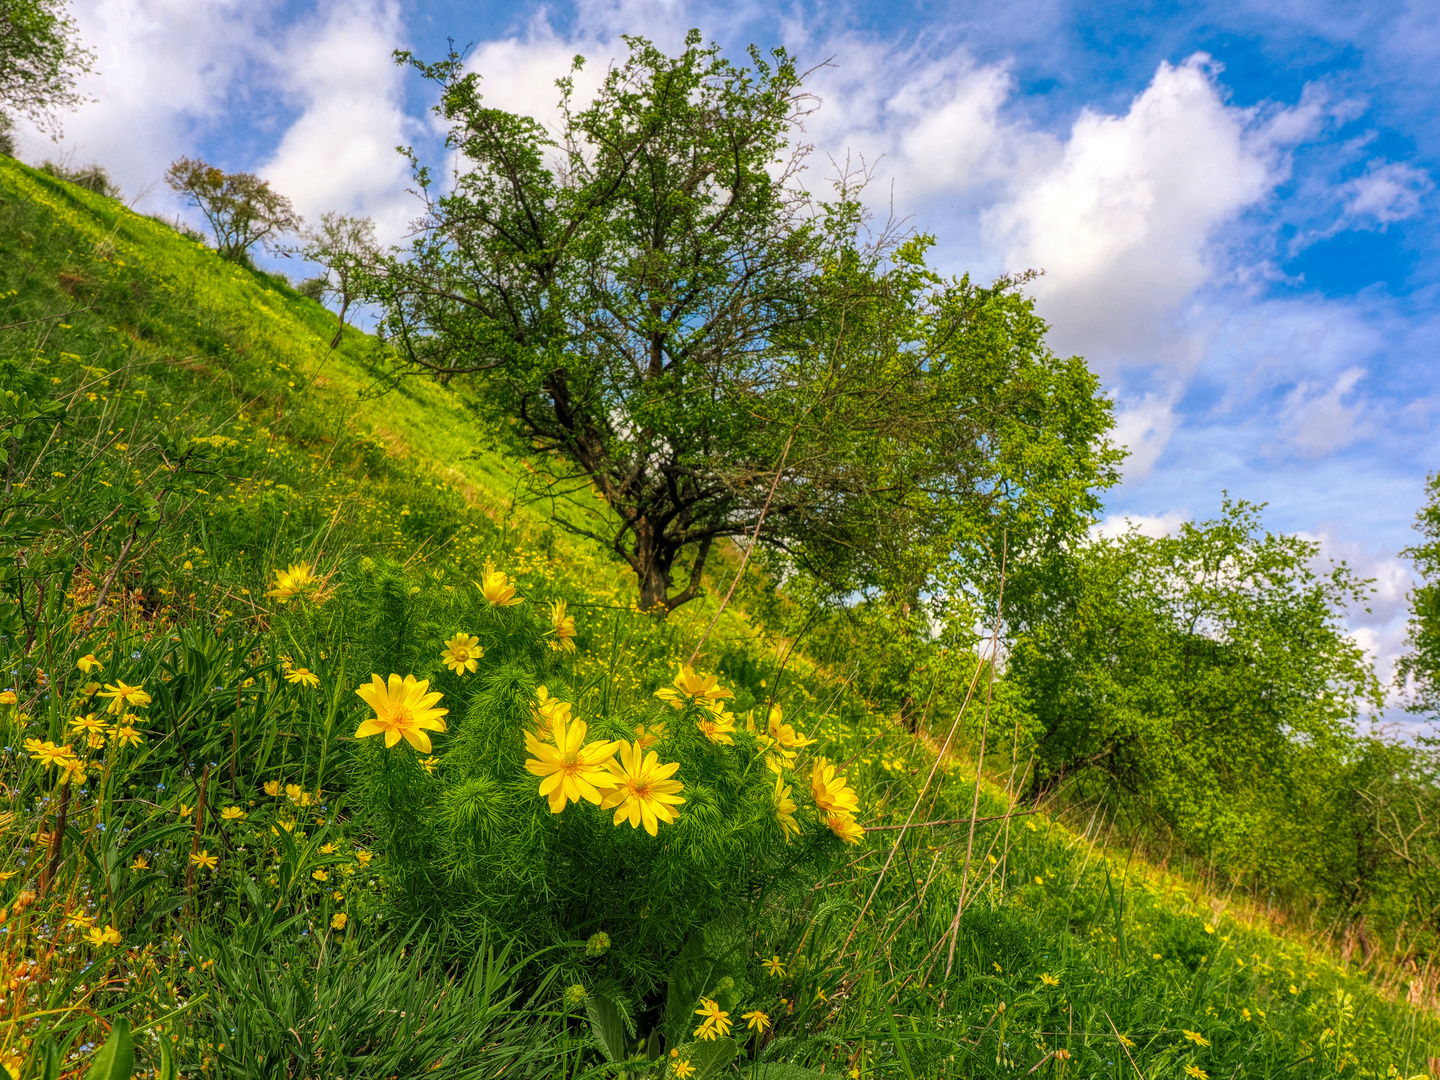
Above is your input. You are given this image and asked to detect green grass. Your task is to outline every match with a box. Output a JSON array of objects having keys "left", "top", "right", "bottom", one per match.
[{"left": 0, "top": 155, "right": 1435, "bottom": 1080}]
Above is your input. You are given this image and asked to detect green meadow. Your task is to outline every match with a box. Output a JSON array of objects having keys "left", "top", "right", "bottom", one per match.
[{"left": 0, "top": 149, "right": 1437, "bottom": 1080}]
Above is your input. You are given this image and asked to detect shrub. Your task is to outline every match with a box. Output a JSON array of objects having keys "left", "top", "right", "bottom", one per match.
[
  {"left": 341, "top": 559, "right": 865, "bottom": 1038},
  {"left": 39, "top": 158, "right": 116, "bottom": 196}
]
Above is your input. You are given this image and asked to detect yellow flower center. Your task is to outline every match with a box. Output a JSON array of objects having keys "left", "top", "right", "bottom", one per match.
[{"left": 389, "top": 704, "right": 415, "bottom": 729}]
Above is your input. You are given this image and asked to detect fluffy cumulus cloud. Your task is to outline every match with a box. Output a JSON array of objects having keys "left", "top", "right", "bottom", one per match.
[
  {"left": 260, "top": 0, "right": 415, "bottom": 239},
  {"left": 1342, "top": 159, "right": 1432, "bottom": 226},
  {"left": 983, "top": 56, "right": 1288, "bottom": 373}
]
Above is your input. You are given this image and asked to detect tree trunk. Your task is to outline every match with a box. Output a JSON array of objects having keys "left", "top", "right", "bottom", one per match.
[
  {"left": 635, "top": 519, "right": 678, "bottom": 615},
  {"left": 631, "top": 519, "right": 712, "bottom": 616}
]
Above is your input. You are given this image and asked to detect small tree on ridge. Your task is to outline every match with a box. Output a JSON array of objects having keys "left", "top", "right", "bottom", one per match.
[{"left": 165, "top": 157, "right": 301, "bottom": 264}]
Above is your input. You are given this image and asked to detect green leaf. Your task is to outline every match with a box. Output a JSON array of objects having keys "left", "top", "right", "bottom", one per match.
[
  {"left": 584, "top": 992, "right": 628, "bottom": 1064},
  {"left": 83, "top": 1017, "right": 134, "bottom": 1080},
  {"left": 156, "top": 1036, "right": 177, "bottom": 1080},
  {"left": 672, "top": 1037, "right": 736, "bottom": 1080},
  {"left": 36, "top": 1036, "right": 60, "bottom": 1080}
]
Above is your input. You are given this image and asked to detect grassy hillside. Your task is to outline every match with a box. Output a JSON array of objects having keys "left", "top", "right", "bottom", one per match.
[{"left": 0, "top": 156, "right": 1436, "bottom": 1080}]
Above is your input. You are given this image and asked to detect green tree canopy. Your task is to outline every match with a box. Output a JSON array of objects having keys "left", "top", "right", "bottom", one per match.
[
  {"left": 1006, "top": 500, "right": 1382, "bottom": 862},
  {"left": 366, "top": 33, "right": 1120, "bottom": 613},
  {"left": 164, "top": 157, "right": 302, "bottom": 265},
  {"left": 0, "top": 0, "right": 92, "bottom": 134}
]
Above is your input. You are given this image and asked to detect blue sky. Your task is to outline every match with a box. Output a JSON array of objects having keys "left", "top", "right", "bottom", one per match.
[{"left": 15, "top": 0, "right": 1438, "bottom": 712}]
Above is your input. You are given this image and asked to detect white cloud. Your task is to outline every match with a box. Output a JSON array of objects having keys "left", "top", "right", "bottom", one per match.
[
  {"left": 1342, "top": 158, "right": 1432, "bottom": 226},
  {"left": 982, "top": 55, "right": 1293, "bottom": 373},
  {"left": 261, "top": 0, "right": 415, "bottom": 241},
  {"left": 1276, "top": 365, "right": 1368, "bottom": 457},
  {"left": 10, "top": 0, "right": 280, "bottom": 201},
  {"left": 1091, "top": 509, "right": 1190, "bottom": 539},
  {"left": 1111, "top": 389, "right": 1181, "bottom": 480}
]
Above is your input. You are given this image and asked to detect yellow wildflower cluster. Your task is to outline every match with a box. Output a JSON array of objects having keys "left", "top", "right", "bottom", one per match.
[{"left": 523, "top": 689, "right": 685, "bottom": 836}]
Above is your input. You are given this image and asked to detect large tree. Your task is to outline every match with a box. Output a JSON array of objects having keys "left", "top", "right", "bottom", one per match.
[
  {"left": 0, "top": 0, "right": 93, "bottom": 134},
  {"left": 368, "top": 33, "right": 1119, "bottom": 612}
]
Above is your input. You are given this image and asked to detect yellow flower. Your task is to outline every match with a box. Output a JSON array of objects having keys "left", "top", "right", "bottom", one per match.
[
  {"left": 440, "top": 633, "right": 483, "bottom": 675},
  {"left": 773, "top": 775, "right": 800, "bottom": 841},
  {"left": 672, "top": 1061, "right": 695, "bottom": 1079},
  {"left": 693, "top": 997, "right": 731, "bottom": 1039},
  {"left": 767, "top": 704, "right": 817, "bottom": 750},
  {"left": 190, "top": 849, "right": 218, "bottom": 871},
  {"left": 1118, "top": 1033, "right": 1136, "bottom": 1048},
  {"left": 633, "top": 721, "right": 666, "bottom": 749},
  {"left": 355, "top": 850, "right": 372, "bottom": 865},
  {"left": 320, "top": 842, "right": 338, "bottom": 854},
  {"left": 524, "top": 712, "right": 620, "bottom": 813},
  {"left": 354, "top": 674, "right": 448, "bottom": 753},
  {"left": 286, "top": 667, "right": 320, "bottom": 688},
  {"left": 0, "top": 690, "right": 15, "bottom": 706},
  {"left": 696, "top": 705, "right": 737, "bottom": 746},
  {"left": 1040, "top": 973, "right": 1060, "bottom": 987},
  {"left": 1184, "top": 1067, "right": 1208, "bottom": 1080},
  {"left": 762, "top": 955, "right": 786, "bottom": 977},
  {"left": 810, "top": 758, "right": 859, "bottom": 817},
  {"left": 28, "top": 740, "right": 75, "bottom": 768},
  {"left": 742, "top": 1009, "right": 771, "bottom": 1033},
  {"left": 654, "top": 664, "right": 734, "bottom": 710},
  {"left": 479, "top": 560, "right": 521, "bottom": 606},
  {"left": 220, "top": 806, "right": 246, "bottom": 821},
  {"left": 825, "top": 812, "right": 864, "bottom": 844},
  {"left": 420, "top": 755, "right": 439, "bottom": 775},
  {"left": 266, "top": 562, "right": 318, "bottom": 603},
  {"left": 111, "top": 725, "right": 142, "bottom": 748},
  {"left": 130, "top": 856, "right": 149, "bottom": 871},
  {"left": 331, "top": 912, "right": 348, "bottom": 930},
  {"left": 312, "top": 868, "right": 328, "bottom": 882},
  {"left": 76, "top": 654, "right": 103, "bottom": 674},
  {"left": 67, "top": 714, "right": 103, "bottom": 740},
  {"left": 601, "top": 740, "right": 685, "bottom": 835},
  {"left": 549, "top": 600, "right": 576, "bottom": 651},
  {"left": 59, "top": 759, "right": 88, "bottom": 785},
  {"left": 1182, "top": 1030, "right": 1210, "bottom": 1047},
  {"left": 97, "top": 680, "right": 150, "bottom": 715},
  {"left": 85, "top": 924, "right": 122, "bottom": 947},
  {"left": 263, "top": 780, "right": 282, "bottom": 796},
  {"left": 531, "top": 685, "right": 572, "bottom": 739}
]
